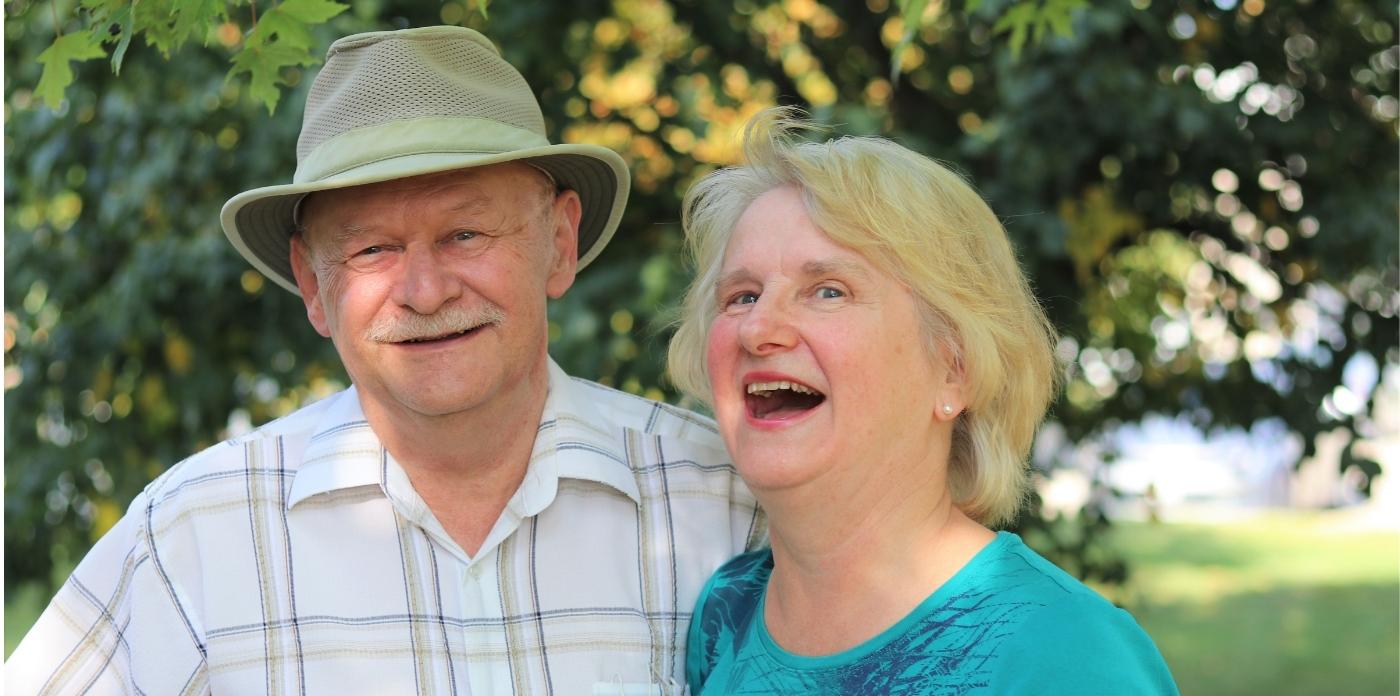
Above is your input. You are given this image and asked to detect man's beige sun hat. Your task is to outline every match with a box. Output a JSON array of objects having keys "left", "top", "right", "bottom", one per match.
[{"left": 220, "top": 26, "right": 630, "bottom": 295}]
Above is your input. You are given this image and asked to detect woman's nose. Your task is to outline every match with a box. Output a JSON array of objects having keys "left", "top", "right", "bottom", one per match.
[{"left": 737, "top": 295, "right": 799, "bottom": 355}]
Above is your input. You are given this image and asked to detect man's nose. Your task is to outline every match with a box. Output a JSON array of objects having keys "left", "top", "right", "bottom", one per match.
[
  {"left": 390, "top": 245, "right": 463, "bottom": 315},
  {"left": 737, "top": 295, "right": 799, "bottom": 356}
]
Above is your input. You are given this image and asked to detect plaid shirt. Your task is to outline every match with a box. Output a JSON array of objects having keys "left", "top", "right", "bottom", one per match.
[{"left": 8, "top": 359, "right": 764, "bottom": 695}]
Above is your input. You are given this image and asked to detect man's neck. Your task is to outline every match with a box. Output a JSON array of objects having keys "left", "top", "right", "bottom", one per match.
[{"left": 358, "top": 361, "right": 552, "bottom": 557}]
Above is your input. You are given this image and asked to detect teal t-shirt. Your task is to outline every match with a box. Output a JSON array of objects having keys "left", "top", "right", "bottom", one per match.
[{"left": 685, "top": 532, "right": 1179, "bottom": 695}]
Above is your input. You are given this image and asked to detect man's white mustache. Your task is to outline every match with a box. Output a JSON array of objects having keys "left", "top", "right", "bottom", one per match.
[{"left": 364, "top": 304, "right": 506, "bottom": 343}]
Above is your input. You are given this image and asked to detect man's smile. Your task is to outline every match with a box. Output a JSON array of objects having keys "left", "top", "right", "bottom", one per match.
[{"left": 391, "top": 323, "right": 490, "bottom": 347}]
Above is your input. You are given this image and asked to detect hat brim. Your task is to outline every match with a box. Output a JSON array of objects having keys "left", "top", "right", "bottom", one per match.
[{"left": 220, "top": 144, "right": 629, "bottom": 295}]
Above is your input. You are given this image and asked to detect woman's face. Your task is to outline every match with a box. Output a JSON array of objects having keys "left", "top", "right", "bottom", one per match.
[{"left": 705, "top": 186, "right": 962, "bottom": 494}]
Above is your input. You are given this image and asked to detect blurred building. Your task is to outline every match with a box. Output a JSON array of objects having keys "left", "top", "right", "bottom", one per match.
[{"left": 1036, "top": 363, "right": 1399, "bottom": 524}]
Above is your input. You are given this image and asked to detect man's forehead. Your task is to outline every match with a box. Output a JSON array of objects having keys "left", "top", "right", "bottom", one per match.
[
  {"left": 300, "top": 162, "right": 550, "bottom": 227},
  {"left": 339, "top": 162, "right": 543, "bottom": 198}
]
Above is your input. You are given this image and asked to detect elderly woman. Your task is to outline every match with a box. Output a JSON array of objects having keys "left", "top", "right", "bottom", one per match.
[{"left": 669, "top": 110, "right": 1178, "bottom": 694}]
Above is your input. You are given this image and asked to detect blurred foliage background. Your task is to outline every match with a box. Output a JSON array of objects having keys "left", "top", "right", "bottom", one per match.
[{"left": 5, "top": 0, "right": 1397, "bottom": 690}]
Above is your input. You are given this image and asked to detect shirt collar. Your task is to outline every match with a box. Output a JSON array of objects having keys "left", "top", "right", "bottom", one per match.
[
  {"left": 516, "top": 358, "right": 643, "bottom": 512},
  {"left": 286, "top": 359, "right": 642, "bottom": 511},
  {"left": 287, "top": 386, "right": 383, "bottom": 508}
]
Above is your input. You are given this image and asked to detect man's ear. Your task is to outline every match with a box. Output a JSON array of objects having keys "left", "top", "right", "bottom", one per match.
[
  {"left": 289, "top": 235, "right": 332, "bottom": 338},
  {"left": 545, "top": 189, "right": 582, "bottom": 299}
]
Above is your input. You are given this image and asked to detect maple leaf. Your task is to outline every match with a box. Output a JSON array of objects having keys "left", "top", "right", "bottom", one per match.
[
  {"left": 78, "top": 0, "right": 123, "bottom": 11},
  {"left": 229, "top": 0, "right": 346, "bottom": 112},
  {"left": 230, "top": 42, "right": 319, "bottom": 113},
  {"left": 136, "top": 0, "right": 226, "bottom": 56},
  {"left": 277, "top": 0, "right": 349, "bottom": 24},
  {"left": 248, "top": 11, "right": 315, "bottom": 51},
  {"left": 1045, "top": 0, "right": 1087, "bottom": 38},
  {"left": 993, "top": 2, "right": 1039, "bottom": 57},
  {"left": 167, "top": 0, "right": 229, "bottom": 49},
  {"left": 36, "top": 31, "right": 108, "bottom": 110}
]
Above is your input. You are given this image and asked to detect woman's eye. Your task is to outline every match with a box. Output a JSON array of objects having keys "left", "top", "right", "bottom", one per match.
[
  {"left": 453, "top": 231, "right": 479, "bottom": 242},
  {"left": 816, "top": 286, "right": 845, "bottom": 299},
  {"left": 729, "top": 292, "right": 759, "bottom": 306}
]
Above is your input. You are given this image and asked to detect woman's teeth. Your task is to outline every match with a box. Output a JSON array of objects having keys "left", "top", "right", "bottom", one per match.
[{"left": 746, "top": 380, "right": 820, "bottom": 397}]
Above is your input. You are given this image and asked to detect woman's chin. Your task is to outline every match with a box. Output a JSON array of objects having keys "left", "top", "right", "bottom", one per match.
[{"left": 732, "top": 449, "right": 830, "bottom": 494}]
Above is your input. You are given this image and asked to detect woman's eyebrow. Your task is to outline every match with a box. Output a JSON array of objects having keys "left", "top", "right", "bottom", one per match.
[
  {"left": 715, "top": 268, "right": 757, "bottom": 292},
  {"left": 801, "top": 258, "right": 870, "bottom": 281},
  {"left": 714, "top": 260, "right": 869, "bottom": 290}
]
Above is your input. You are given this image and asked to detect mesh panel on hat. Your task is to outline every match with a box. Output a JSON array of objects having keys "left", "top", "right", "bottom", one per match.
[{"left": 296, "top": 32, "right": 546, "bottom": 161}]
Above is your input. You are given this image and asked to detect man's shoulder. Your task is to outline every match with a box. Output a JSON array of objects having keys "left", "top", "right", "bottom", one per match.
[
  {"left": 553, "top": 374, "right": 754, "bottom": 512},
  {"left": 563, "top": 375, "right": 722, "bottom": 448},
  {"left": 142, "top": 389, "right": 346, "bottom": 508}
]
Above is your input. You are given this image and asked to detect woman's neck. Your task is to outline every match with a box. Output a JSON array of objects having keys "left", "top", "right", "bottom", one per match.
[{"left": 758, "top": 465, "right": 995, "bottom": 657}]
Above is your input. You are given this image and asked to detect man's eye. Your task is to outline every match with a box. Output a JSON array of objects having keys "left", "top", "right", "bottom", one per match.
[
  {"left": 357, "top": 245, "right": 385, "bottom": 256},
  {"left": 816, "top": 286, "right": 845, "bottom": 299},
  {"left": 728, "top": 292, "right": 758, "bottom": 306},
  {"left": 453, "top": 231, "right": 479, "bottom": 242}
]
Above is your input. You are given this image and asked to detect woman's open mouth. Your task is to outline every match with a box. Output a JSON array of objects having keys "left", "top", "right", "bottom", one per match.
[{"left": 745, "top": 380, "right": 826, "bottom": 420}]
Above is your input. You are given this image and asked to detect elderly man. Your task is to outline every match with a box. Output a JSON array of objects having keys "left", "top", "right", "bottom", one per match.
[{"left": 9, "top": 26, "right": 762, "bottom": 695}]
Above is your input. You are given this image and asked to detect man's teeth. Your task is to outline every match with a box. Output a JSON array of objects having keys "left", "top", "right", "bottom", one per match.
[
  {"left": 746, "top": 380, "right": 819, "bottom": 397},
  {"left": 404, "top": 328, "right": 471, "bottom": 343}
]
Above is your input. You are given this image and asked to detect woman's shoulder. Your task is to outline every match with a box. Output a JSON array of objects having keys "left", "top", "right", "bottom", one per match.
[
  {"left": 973, "top": 533, "right": 1161, "bottom": 650},
  {"left": 685, "top": 549, "right": 775, "bottom": 688},
  {"left": 987, "top": 593, "right": 1180, "bottom": 694},
  {"left": 695, "top": 548, "right": 774, "bottom": 621},
  {"left": 976, "top": 533, "right": 1180, "bottom": 694},
  {"left": 968, "top": 532, "right": 1119, "bottom": 606},
  {"left": 713, "top": 547, "right": 775, "bottom": 583}
]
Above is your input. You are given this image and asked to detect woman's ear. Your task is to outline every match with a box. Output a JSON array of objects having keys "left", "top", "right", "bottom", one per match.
[{"left": 935, "top": 348, "right": 968, "bottom": 421}]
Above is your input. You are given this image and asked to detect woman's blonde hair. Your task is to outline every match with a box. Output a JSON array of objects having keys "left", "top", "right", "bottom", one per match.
[{"left": 667, "top": 108, "right": 1060, "bottom": 527}]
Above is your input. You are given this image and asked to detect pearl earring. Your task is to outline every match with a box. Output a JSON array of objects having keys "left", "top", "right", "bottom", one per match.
[{"left": 941, "top": 404, "right": 954, "bottom": 415}]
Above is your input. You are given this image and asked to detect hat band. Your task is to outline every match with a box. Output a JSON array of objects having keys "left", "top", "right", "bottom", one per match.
[{"left": 294, "top": 116, "right": 551, "bottom": 184}]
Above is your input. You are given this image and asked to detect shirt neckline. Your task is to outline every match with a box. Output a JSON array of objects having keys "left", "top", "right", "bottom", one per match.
[
  {"left": 753, "top": 530, "right": 1015, "bottom": 670},
  {"left": 287, "top": 358, "right": 643, "bottom": 509}
]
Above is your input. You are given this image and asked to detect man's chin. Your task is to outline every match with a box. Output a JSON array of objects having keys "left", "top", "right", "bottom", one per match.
[
  {"left": 347, "top": 347, "right": 549, "bottom": 423},
  {"left": 393, "top": 390, "right": 494, "bottom": 419},
  {"left": 350, "top": 378, "right": 498, "bottom": 421}
]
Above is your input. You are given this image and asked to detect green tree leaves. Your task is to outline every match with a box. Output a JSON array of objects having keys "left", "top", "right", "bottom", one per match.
[
  {"left": 7, "top": 0, "right": 1396, "bottom": 617},
  {"left": 991, "top": 0, "right": 1085, "bottom": 56},
  {"left": 231, "top": 0, "right": 348, "bottom": 112},
  {"left": 890, "top": 0, "right": 1088, "bottom": 81},
  {"left": 890, "top": 0, "right": 931, "bottom": 81},
  {"left": 34, "top": 0, "right": 348, "bottom": 114},
  {"left": 145, "top": 0, "right": 228, "bottom": 56},
  {"left": 36, "top": 0, "right": 1036, "bottom": 114},
  {"left": 35, "top": 31, "right": 107, "bottom": 110}
]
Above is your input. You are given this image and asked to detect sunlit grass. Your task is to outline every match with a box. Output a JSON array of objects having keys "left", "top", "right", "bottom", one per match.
[
  {"left": 1107, "top": 511, "right": 1399, "bottom": 696},
  {"left": 5, "top": 581, "right": 50, "bottom": 658}
]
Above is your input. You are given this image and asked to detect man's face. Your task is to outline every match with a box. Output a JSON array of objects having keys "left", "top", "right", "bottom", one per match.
[{"left": 290, "top": 163, "right": 580, "bottom": 423}]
